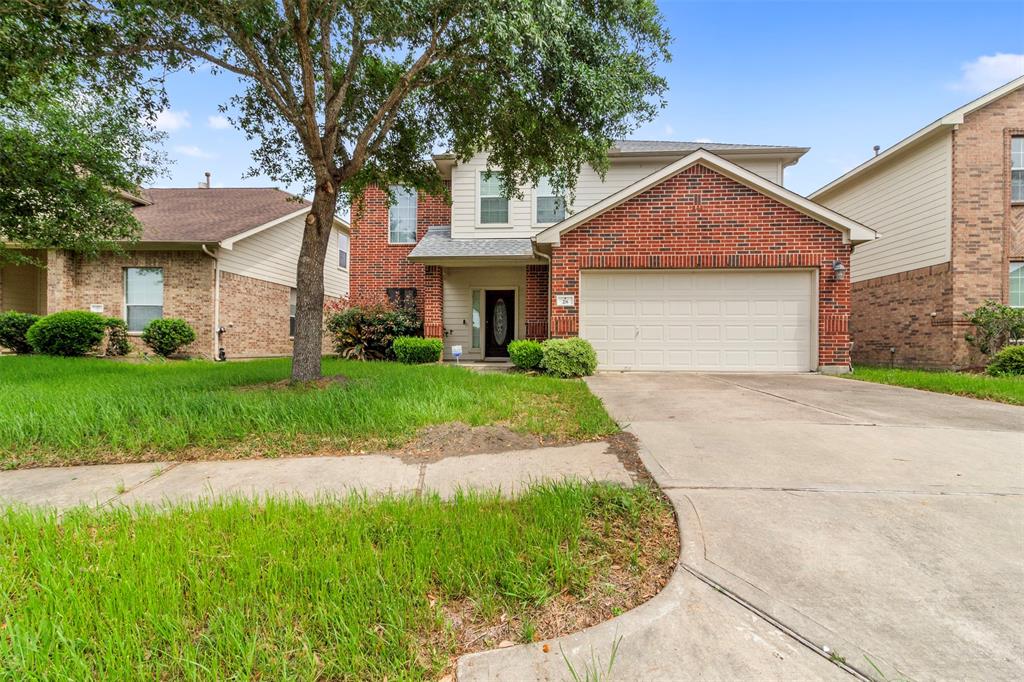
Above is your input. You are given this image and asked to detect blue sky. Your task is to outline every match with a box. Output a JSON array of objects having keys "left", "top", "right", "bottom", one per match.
[{"left": 151, "top": 0, "right": 1024, "bottom": 198}]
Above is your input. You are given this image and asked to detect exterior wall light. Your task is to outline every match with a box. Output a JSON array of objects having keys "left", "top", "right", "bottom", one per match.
[{"left": 832, "top": 260, "right": 847, "bottom": 281}]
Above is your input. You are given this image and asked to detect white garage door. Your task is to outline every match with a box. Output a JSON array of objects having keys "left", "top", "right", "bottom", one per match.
[{"left": 580, "top": 270, "right": 816, "bottom": 372}]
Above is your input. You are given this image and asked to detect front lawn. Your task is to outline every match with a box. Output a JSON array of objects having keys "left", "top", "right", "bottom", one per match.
[
  {"left": 844, "top": 366, "right": 1024, "bottom": 405},
  {"left": 0, "top": 356, "right": 617, "bottom": 468},
  {"left": 0, "top": 483, "right": 676, "bottom": 680}
]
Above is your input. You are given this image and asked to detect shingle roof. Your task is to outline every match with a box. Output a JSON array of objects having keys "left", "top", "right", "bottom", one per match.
[
  {"left": 610, "top": 140, "right": 807, "bottom": 154},
  {"left": 133, "top": 188, "right": 309, "bottom": 242},
  {"left": 408, "top": 227, "right": 536, "bottom": 260}
]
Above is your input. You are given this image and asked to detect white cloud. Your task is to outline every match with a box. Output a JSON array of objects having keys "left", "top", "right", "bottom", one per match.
[
  {"left": 174, "top": 144, "right": 216, "bottom": 159},
  {"left": 152, "top": 109, "right": 191, "bottom": 131},
  {"left": 693, "top": 137, "right": 713, "bottom": 144},
  {"left": 208, "top": 115, "right": 231, "bottom": 130},
  {"left": 949, "top": 53, "right": 1024, "bottom": 94},
  {"left": 663, "top": 123, "right": 676, "bottom": 136}
]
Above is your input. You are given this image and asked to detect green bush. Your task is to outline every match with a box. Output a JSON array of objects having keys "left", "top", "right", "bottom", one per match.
[
  {"left": 0, "top": 311, "right": 40, "bottom": 354},
  {"left": 540, "top": 337, "right": 598, "bottom": 378},
  {"left": 986, "top": 345, "right": 1024, "bottom": 376},
  {"left": 104, "top": 318, "right": 131, "bottom": 357},
  {"left": 508, "top": 339, "right": 543, "bottom": 370},
  {"left": 26, "top": 311, "right": 107, "bottom": 356},
  {"left": 964, "top": 300, "right": 1024, "bottom": 356},
  {"left": 392, "top": 336, "right": 443, "bottom": 364},
  {"left": 326, "top": 304, "right": 421, "bottom": 360},
  {"left": 141, "top": 318, "right": 196, "bottom": 357}
]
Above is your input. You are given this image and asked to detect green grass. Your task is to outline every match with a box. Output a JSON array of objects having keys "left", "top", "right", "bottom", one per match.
[
  {"left": 0, "top": 483, "right": 668, "bottom": 680},
  {"left": 0, "top": 356, "right": 617, "bottom": 467},
  {"left": 844, "top": 365, "right": 1024, "bottom": 405}
]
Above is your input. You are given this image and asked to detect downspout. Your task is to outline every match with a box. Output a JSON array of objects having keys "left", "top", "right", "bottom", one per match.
[
  {"left": 531, "top": 242, "right": 553, "bottom": 340},
  {"left": 201, "top": 244, "right": 222, "bottom": 360}
]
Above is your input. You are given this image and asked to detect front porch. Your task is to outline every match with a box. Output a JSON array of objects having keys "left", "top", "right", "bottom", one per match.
[{"left": 0, "top": 250, "right": 49, "bottom": 315}]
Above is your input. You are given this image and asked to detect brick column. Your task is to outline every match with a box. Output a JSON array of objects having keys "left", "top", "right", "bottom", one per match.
[
  {"left": 422, "top": 265, "right": 444, "bottom": 339},
  {"left": 45, "top": 249, "right": 76, "bottom": 313},
  {"left": 525, "top": 264, "right": 549, "bottom": 340}
]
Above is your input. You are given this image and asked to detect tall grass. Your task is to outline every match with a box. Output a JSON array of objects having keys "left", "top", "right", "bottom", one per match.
[
  {"left": 0, "top": 483, "right": 664, "bottom": 680},
  {"left": 845, "top": 365, "right": 1024, "bottom": 405},
  {"left": 0, "top": 356, "right": 617, "bottom": 466}
]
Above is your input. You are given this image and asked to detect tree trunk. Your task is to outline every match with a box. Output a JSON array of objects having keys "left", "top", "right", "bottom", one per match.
[{"left": 291, "top": 184, "right": 337, "bottom": 382}]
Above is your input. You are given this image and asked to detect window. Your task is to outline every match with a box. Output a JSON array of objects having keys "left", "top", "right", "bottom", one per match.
[
  {"left": 289, "top": 288, "right": 297, "bottom": 337},
  {"left": 1012, "top": 137, "right": 1024, "bottom": 204},
  {"left": 535, "top": 177, "right": 566, "bottom": 224},
  {"left": 124, "top": 267, "right": 163, "bottom": 332},
  {"left": 338, "top": 232, "right": 349, "bottom": 269},
  {"left": 389, "top": 186, "right": 417, "bottom": 243},
  {"left": 471, "top": 289, "right": 481, "bottom": 349},
  {"left": 386, "top": 287, "right": 417, "bottom": 311},
  {"left": 480, "top": 171, "right": 509, "bottom": 224},
  {"left": 1011, "top": 262, "right": 1024, "bottom": 308}
]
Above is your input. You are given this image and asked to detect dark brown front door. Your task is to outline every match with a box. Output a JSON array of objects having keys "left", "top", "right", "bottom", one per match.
[{"left": 484, "top": 290, "right": 515, "bottom": 357}]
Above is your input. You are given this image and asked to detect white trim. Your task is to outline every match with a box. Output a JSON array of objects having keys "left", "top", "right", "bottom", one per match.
[
  {"left": 533, "top": 149, "right": 877, "bottom": 246},
  {"left": 388, "top": 186, "right": 418, "bottom": 245},
  {"left": 477, "top": 170, "right": 512, "bottom": 228},
  {"left": 531, "top": 176, "right": 567, "bottom": 228},
  {"left": 479, "top": 286, "right": 519, "bottom": 359},
  {"left": 812, "top": 75, "right": 1024, "bottom": 199},
  {"left": 218, "top": 208, "right": 350, "bottom": 250}
]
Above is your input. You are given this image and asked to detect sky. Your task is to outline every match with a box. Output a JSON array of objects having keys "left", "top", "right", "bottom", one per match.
[{"left": 150, "top": 0, "right": 1024, "bottom": 198}]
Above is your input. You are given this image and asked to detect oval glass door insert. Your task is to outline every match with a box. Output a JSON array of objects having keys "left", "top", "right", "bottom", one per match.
[{"left": 492, "top": 299, "right": 508, "bottom": 345}]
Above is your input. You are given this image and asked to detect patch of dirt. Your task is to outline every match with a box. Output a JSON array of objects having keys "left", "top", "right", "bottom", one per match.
[
  {"left": 234, "top": 374, "right": 350, "bottom": 392},
  {"left": 398, "top": 421, "right": 553, "bottom": 463},
  {"left": 602, "top": 431, "right": 652, "bottom": 486}
]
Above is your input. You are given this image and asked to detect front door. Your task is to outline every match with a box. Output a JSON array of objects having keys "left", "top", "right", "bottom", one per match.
[{"left": 484, "top": 290, "right": 515, "bottom": 357}]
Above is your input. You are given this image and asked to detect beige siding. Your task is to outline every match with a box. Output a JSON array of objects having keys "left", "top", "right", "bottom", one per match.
[
  {"left": 450, "top": 152, "right": 787, "bottom": 239},
  {"left": 0, "top": 262, "right": 46, "bottom": 314},
  {"left": 817, "top": 132, "right": 952, "bottom": 282},
  {"left": 442, "top": 266, "right": 527, "bottom": 359},
  {"left": 218, "top": 214, "right": 349, "bottom": 298}
]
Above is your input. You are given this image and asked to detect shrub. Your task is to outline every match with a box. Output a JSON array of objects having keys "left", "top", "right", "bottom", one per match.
[
  {"left": 508, "top": 339, "right": 543, "bottom": 370},
  {"left": 141, "top": 318, "right": 196, "bottom": 357},
  {"left": 964, "top": 301, "right": 1024, "bottom": 356},
  {"left": 0, "top": 311, "right": 41, "bottom": 354},
  {"left": 986, "top": 344, "right": 1024, "bottom": 376},
  {"left": 104, "top": 318, "right": 131, "bottom": 357},
  {"left": 540, "top": 337, "right": 598, "bottom": 378},
  {"left": 326, "top": 302, "right": 421, "bottom": 360},
  {"left": 392, "top": 336, "right": 443, "bottom": 364},
  {"left": 26, "top": 311, "right": 107, "bottom": 356}
]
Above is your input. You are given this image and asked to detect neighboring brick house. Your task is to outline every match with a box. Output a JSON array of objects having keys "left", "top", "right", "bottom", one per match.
[
  {"left": 812, "top": 75, "right": 1024, "bottom": 368},
  {"left": 350, "top": 143, "right": 875, "bottom": 373},
  {"left": 0, "top": 187, "right": 349, "bottom": 358}
]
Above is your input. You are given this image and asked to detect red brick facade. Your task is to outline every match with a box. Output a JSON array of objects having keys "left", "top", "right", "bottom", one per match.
[
  {"left": 525, "top": 264, "right": 550, "bottom": 340},
  {"left": 548, "top": 164, "right": 853, "bottom": 368}
]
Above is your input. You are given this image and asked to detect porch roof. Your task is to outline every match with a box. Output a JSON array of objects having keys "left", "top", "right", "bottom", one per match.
[{"left": 407, "top": 227, "right": 540, "bottom": 265}]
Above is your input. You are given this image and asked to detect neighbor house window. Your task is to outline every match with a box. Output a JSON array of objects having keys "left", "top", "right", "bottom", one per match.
[
  {"left": 289, "top": 288, "right": 297, "bottom": 336},
  {"left": 386, "top": 287, "right": 417, "bottom": 311},
  {"left": 1011, "top": 262, "right": 1024, "bottom": 308},
  {"left": 124, "top": 267, "right": 163, "bottom": 332},
  {"left": 338, "top": 232, "right": 349, "bottom": 269},
  {"left": 535, "top": 176, "right": 566, "bottom": 224},
  {"left": 1012, "top": 137, "right": 1024, "bottom": 203},
  {"left": 480, "top": 171, "right": 509, "bottom": 224},
  {"left": 389, "top": 186, "right": 417, "bottom": 244}
]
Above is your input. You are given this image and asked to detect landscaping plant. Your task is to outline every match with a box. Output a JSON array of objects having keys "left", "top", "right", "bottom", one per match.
[
  {"left": 141, "top": 318, "right": 196, "bottom": 357},
  {"left": 986, "top": 345, "right": 1024, "bottom": 377},
  {"left": 0, "top": 311, "right": 40, "bottom": 353},
  {"left": 392, "top": 336, "right": 443, "bottom": 364},
  {"left": 326, "top": 302, "right": 421, "bottom": 360},
  {"left": 964, "top": 300, "right": 1024, "bottom": 356},
  {"left": 508, "top": 339, "right": 544, "bottom": 370},
  {"left": 25, "top": 310, "right": 106, "bottom": 356},
  {"left": 104, "top": 318, "right": 131, "bottom": 357},
  {"left": 541, "top": 338, "right": 599, "bottom": 378}
]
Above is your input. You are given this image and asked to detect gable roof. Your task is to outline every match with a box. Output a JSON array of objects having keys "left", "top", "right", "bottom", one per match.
[
  {"left": 534, "top": 149, "right": 877, "bottom": 246},
  {"left": 607, "top": 140, "right": 808, "bottom": 157},
  {"left": 811, "top": 75, "right": 1024, "bottom": 199}
]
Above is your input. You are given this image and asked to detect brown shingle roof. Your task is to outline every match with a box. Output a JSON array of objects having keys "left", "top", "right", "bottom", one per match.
[{"left": 133, "top": 188, "right": 310, "bottom": 243}]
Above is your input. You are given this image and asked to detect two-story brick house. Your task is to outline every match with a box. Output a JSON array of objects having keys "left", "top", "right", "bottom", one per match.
[
  {"left": 812, "top": 75, "right": 1024, "bottom": 368},
  {"left": 350, "top": 142, "right": 875, "bottom": 373}
]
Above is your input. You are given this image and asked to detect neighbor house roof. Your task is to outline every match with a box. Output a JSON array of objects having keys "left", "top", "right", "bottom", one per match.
[
  {"left": 534, "top": 149, "right": 878, "bottom": 246},
  {"left": 133, "top": 188, "right": 313, "bottom": 243},
  {"left": 407, "top": 227, "right": 538, "bottom": 263},
  {"left": 811, "top": 75, "right": 1024, "bottom": 199}
]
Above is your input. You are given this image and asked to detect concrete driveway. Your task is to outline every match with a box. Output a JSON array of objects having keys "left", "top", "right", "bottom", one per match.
[{"left": 588, "top": 372, "right": 1023, "bottom": 681}]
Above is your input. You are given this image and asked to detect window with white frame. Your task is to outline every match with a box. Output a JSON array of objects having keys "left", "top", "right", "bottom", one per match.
[
  {"left": 480, "top": 171, "right": 509, "bottom": 224},
  {"left": 535, "top": 176, "right": 566, "bottom": 224},
  {"left": 289, "top": 288, "right": 297, "bottom": 336},
  {"left": 338, "top": 232, "right": 349, "bottom": 269},
  {"left": 1012, "top": 137, "right": 1024, "bottom": 204},
  {"left": 389, "top": 186, "right": 417, "bottom": 243},
  {"left": 1010, "top": 262, "right": 1024, "bottom": 308},
  {"left": 124, "top": 267, "right": 163, "bottom": 332}
]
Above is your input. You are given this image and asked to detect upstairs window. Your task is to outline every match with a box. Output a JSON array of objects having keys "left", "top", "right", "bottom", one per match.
[
  {"left": 289, "top": 288, "right": 297, "bottom": 337},
  {"left": 479, "top": 171, "right": 509, "bottom": 224},
  {"left": 124, "top": 267, "right": 163, "bottom": 332},
  {"left": 535, "top": 176, "right": 566, "bottom": 224},
  {"left": 338, "top": 232, "right": 349, "bottom": 269},
  {"left": 1012, "top": 137, "right": 1024, "bottom": 204},
  {"left": 389, "top": 186, "right": 417, "bottom": 244},
  {"left": 1010, "top": 262, "right": 1024, "bottom": 308}
]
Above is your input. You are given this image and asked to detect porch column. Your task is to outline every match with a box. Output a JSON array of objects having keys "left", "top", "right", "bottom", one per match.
[
  {"left": 422, "top": 265, "right": 444, "bottom": 339},
  {"left": 525, "top": 264, "right": 549, "bottom": 340}
]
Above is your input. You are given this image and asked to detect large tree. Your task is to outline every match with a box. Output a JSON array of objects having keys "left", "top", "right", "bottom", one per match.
[{"left": 13, "top": 0, "right": 671, "bottom": 381}]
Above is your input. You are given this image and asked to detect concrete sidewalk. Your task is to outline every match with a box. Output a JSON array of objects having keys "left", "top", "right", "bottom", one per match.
[{"left": 0, "top": 442, "right": 632, "bottom": 510}]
